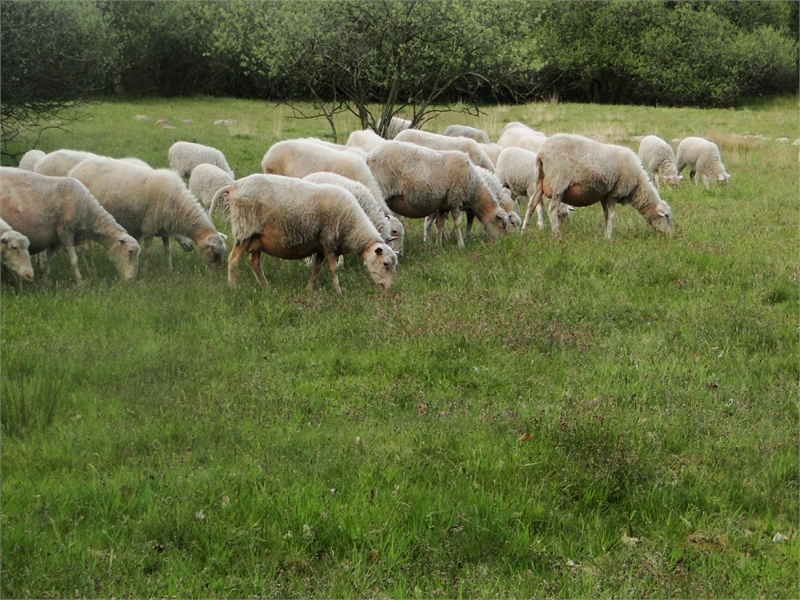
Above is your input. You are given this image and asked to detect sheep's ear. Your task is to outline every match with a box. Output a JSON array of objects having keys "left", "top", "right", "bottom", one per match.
[
  {"left": 374, "top": 246, "right": 383, "bottom": 255},
  {"left": 656, "top": 204, "right": 670, "bottom": 217},
  {"left": 0, "top": 235, "right": 8, "bottom": 245},
  {"left": 220, "top": 232, "right": 228, "bottom": 240}
]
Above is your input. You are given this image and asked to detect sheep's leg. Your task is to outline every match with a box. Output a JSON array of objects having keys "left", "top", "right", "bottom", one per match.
[
  {"left": 40, "top": 247, "right": 58, "bottom": 283},
  {"left": 601, "top": 198, "right": 616, "bottom": 239},
  {"left": 435, "top": 211, "right": 448, "bottom": 247},
  {"left": 546, "top": 192, "right": 564, "bottom": 235},
  {"left": 162, "top": 236, "right": 173, "bottom": 271},
  {"left": 464, "top": 210, "right": 475, "bottom": 238},
  {"left": 689, "top": 170, "right": 697, "bottom": 185},
  {"left": 325, "top": 252, "right": 342, "bottom": 294},
  {"left": 522, "top": 185, "right": 544, "bottom": 234},
  {"left": 451, "top": 209, "right": 465, "bottom": 249},
  {"left": 248, "top": 251, "right": 268, "bottom": 287},
  {"left": 63, "top": 243, "right": 83, "bottom": 284},
  {"left": 77, "top": 239, "right": 96, "bottom": 277},
  {"left": 423, "top": 214, "right": 435, "bottom": 244},
  {"left": 534, "top": 197, "right": 544, "bottom": 229},
  {"left": 227, "top": 243, "right": 246, "bottom": 288},
  {"left": 306, "top": 253, "right": 324, "bottom": 291}
]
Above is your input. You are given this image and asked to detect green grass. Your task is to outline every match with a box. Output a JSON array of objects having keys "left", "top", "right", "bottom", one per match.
[{"left": 1, "top": 96, "right": 798, "bottom": 598}]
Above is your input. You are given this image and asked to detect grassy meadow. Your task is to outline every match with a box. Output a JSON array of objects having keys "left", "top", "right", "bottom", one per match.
[{"left": 1, "top": 96, "right": 798, "bottom": 598}]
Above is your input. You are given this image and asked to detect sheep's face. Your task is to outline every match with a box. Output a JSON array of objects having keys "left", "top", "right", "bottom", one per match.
[
  {"left": 108, "top": 234, "right": 141, "bottom": 282},
  {"left": 386, "top": 215, "right": 405, "bottom": 256},
  {"left": 481, "top": 208, "right": 510, "bottom": 238},
  {"left": 507, "top": 211, "right": 522, "bottom": 233},
  {"left": 0, "top": 232, "right": 34, "bottom": 282},
  {"left": 649, "top": 201, "right": 673, "bottom": 235},
  {"left": 362, "top": 242, "right": 397, "bottom": 290},
  {"left": 663, "top": 173, "right": 682, "bottom": 187},
  {"left": 197, "top": 231, "right": 227, "bottom": 269}
]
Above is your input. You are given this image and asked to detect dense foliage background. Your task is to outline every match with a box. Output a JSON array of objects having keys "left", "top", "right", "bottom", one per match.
[{"left": 1, "top": 0, "right": 797, "bottom": 119}]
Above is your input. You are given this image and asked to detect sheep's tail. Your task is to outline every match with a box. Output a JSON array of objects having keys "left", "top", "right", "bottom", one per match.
[{"left": 209, "top": 185, "right": 234, "bottom": 218}]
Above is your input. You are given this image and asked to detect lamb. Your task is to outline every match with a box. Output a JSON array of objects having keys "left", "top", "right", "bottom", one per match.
[
  {"left": 211, "top": 174, "right": 397, "bottom": 293},
  {"left": 302, "top": 172, "right": 404, "bottom": 256},
  {"left": 675, "top": 137, "right": 730, "bottom": 189},
  {"left": 522, "top": 134, "right": 673, "bottom": 238},
  {"left": 68, "top": 158, "right": 227, "bottom": 270},
  {"left": 366, "top": 141, "right": 510, "bottom": 248},
  {"left": 18, "top": 149, "right": 46, "bottom": 171},
  {"left": 442, "top": 124, "right": 491, "bottom": 144},
  {"left": 0, "top": 167, "right": 140, "bottom": 283},
  {"left": 0, "top": 216, "right": 34, "bottom": 283},
  {"left": 346, "top": 129, "right": 386, "bottom": 154},
  {"left": 497, "top": 124, "right": 548, "bottom": 153},
  {"left": 261, "top": 138, "right": 388, "bottom": 215},
  {"left": 394, "top": 129, "right": 496, "bottom": 172},
  {"left": 495, "top": 146, "right": 574, "bottom": 230},
  {"left": 34, "top": 149, "right": 100, "bottom": 176},
  {"left": 189, "top": 163, "right": 235, "bottom": 216},
  {"left": 168, "top": 141, "right": 234, "bottom": 179},
  {"left": 637, "top": 135, "right": 682, "bottom": 188},
  {"left": 423, "top": 165, "right": 520, "bottom": 242}
]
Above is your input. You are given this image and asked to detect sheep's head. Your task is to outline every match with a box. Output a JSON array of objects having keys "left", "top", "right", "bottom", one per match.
[
  {"left": 0, "top": 231, "right": 34, "bottom": 282},
  {"left": 648, "top": 200, "right": 673, "bottom": 235},
  {"left": 196, "top": 231, "right": 227, "bottom": 269},
  {"left": 386, "top": 214, "right": 405, "bottom": 256},
  {"left": 507, "top": 211, "right": 522, "bottom": 233},
  {"left": 361, "top": 242, "right": 397, "bottom": 290},
  {"left": 480, "top": 207, "right": 510, "bottom": 239},
  {"left": 107, "top": 234, "right": 141, "bottom": 282},
  {"left": 662, "top": 173, "right": 683, "bottom": 187}
]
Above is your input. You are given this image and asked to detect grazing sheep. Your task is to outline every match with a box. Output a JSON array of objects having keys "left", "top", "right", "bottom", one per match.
[
  {"left": 0, "top": 167, "right": 140, "bottom": 282},
  {"left": 302, "top": 172, "right": 404, "bottom": 256},
  {"left": 68, "top": 158, "right": 227, "bottom": 270},
  {"left": 675, "top": 137, "right": 730, "bottom": 189},
  {"left": 18, "top": 149, "right": 46, "bottom": 171},
  {"left": 495, "top": 147, "right": 574, "bottom": 230},
  {"left": 497, "top": 124, "right": 548, "bottom": 153},
  {"left": 168, "top": 141, "right": 234, "bottom": 179},
  {"left": 346, "top": 129, "right": 386, "bottom": 154},
  {"left": 380, "top": 116, "right": 412, "bottom": 139},
  {"left": 522, "top": 134, "right": 672, "bottom": 238},
  {"left": 0, "top": 216, "right": 34, "bottom": 283},
  {"left": 261, "top": 138, "right": 388, "bottom": 214},
  {"left": 34, "top": 149, "right": 100, "bottom": 176},
  {"left": 211, "top": 174, "right": 397, "bottom": 293},
  {"left": 395, "top": 129, "right": 496, "bottom": 172},
  {"left": 423, "top": 165, "right": 520, "bottom": 242},
  {"left": 637, "top": 135, "right": 682, "bottom": 188},
  {"left": 189, "top": 163, "right": 235, "bottom": 216},
  {"left": 366, "top": 141, "right": 510, "bottom": 248},
  {"left": 442, "top": 124, "right": 491, "bottom": 144}
]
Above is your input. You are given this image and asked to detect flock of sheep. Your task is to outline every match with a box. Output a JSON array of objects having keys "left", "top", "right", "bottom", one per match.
[{"left": 0, "top": 116, "right": 730, "bottom": 292}]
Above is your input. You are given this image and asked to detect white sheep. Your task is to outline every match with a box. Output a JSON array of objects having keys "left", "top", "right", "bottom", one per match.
[
  {"left": 442, "top": 124, "right": 491, "bottom": 144},
  {"left": 261, "top": 138, "right": 388, "bottom": 215},
  {"left": 302, "top": 172, "right": 404, "bottom": 257},
  {"left": 211, "top": 174, "right": 397, "bottom": 293},
  {"left": 366, "top": 141, "right": 510, "bottom": 248},
  {"left": 522, "top": 134, "right": 672, "bottom": 238},
  {"left": 189, "top": 163, "right": 235, "bottom": 216},
  {"left": 0, "top": 167, "right": 140, "bottom": 282},
  {"left": 394, "top": 129, "right": 496, "bottom": 172},
  {"left": 495, "top": 146, "right": 574, "bottom": 230},
  {"left": 34, "top": 149, "right": 100, "bottom": 176},
  {"left": 497, "top": 124, "right": 548, "bottom": 153},
  {"left": 0, "top": 216, "right": 34, "bottom": 283},
  {"left": 423, "top": 165, "right": 521, "bottom": 242},
  {"left": 346, "top": 129, "right": 386, "bottom": 154},
  {"left": 379, "top": 116, "right": 412, "bottom": 139},
  {"left": 168, "top": 141, "right": 235, "bottom": 179},
  {"left": 638, "top": 135, "right": 682, "bottom": 188},
  {"left": 68, "top": 158, "right": 227, "bottom": 270},
  {"left": 303, "top": 137, "right": 369, "bottom": 158},
  {"left": 675, "top": 137, "right": 730, "bottom": 189},
  {"left": 18, "top": 149, "right": 46, "bottom": 171}
]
